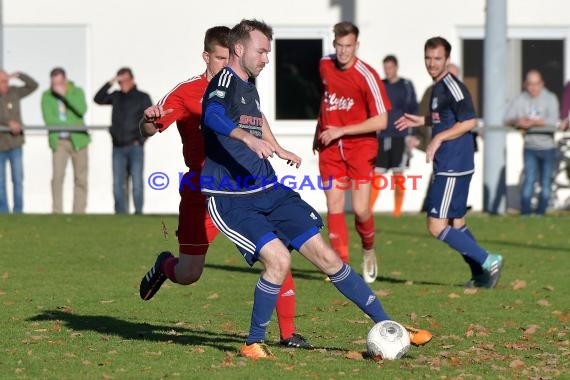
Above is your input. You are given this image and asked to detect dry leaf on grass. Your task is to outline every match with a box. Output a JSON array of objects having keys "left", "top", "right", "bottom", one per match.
[
  {"left": 537, "top": 299, "right": 551, "bottom": 307},
  {"left": 345, "top": 351, "right": 365, "bottom": 360},
  {"left": 509, "top": 359, "right": 525, "bottom": 368},
  {"left": 448, "top": 293, "right": 461, "bottom": 299},
  {"left": 511, "top": 279, "right": 527, "bottom": 290}
]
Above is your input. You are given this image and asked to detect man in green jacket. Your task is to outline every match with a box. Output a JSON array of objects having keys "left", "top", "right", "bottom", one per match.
[{"left": 41, "top": 67, "right": 90, "bottom": 214}]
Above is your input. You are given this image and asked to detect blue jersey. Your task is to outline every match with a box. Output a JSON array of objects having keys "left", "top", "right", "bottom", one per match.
[
  {"left": 430, "top": 73, "right": 476, "bottom": 176},
  {"left": 380, "top": 78, "right": 418, "bottom": 138},
  {"left": 201, "top": 67, "right": 276, "bottom": 195}
]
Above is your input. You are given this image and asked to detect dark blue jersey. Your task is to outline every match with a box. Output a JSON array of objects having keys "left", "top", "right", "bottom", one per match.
[
  {"left": 201, "top": 67, "right": 276, "bottom": 196},
  {"left": 430, "top": 73, "right": 476, "bottom": 176},
  {"left": 380, "top": 78, "right": 418, "bottom": 138}
]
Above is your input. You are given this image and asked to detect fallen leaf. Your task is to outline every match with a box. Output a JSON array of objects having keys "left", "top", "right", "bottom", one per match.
[
  {"left": 192, "top": 346, "right": 205, "bottom": 353},
  {"left": 345, "top": 351, "right": 365, "bottom": 360},
  {"left": 448, "top": 293, "right": 461, "bottom": 299},
  {"left": 100, "top": 300, "right": 114, "bottom": 304},
  {"left": 464, "top": 288, "right": 478, "bottom": 295},
  {"left": 543, "top": 285, "right": 554, "bottom": 292},
  {"left": 144, "top": 351, "right": 162, "bottom": 356},
  {"left": 374, "top": 289, "right": 392, "bottom": 297},
  {"left": 409, "top": 312, "right": 418, "bottom": 323},
  {"left": 511, "top": 279, "right": 526, "bottom": 290},
  {"left": 1, "top": 272, "right": 8, "bottom": 279},
  {"left": 523, "top": 325, "right": 540, "bottom": 335},
  {"left": 207, "top": 293, "right": 219, "bottom": 300},
  {"left": 537, "top": 299, "right": 550, "bottom": 307},
  {"left": 509, "top": 359, "right": 525, "bottom": 368}
]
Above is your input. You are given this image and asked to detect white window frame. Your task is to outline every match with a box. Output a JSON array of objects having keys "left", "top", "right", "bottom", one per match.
[{"left": 256, "top": 26, "right": 334, "bottom": 136}]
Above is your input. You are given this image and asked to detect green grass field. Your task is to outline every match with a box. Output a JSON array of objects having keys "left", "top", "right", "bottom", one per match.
[{"left": 1, "top": 214, "right": 569, "bottom": 379}]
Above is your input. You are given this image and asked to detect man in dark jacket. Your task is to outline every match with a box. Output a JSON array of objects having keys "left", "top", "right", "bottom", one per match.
[{"left": 94, "top": 67, "right": 152, "bottom": 214}]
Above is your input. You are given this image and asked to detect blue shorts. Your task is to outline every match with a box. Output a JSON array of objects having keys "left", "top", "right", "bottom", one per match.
[
  {"left": 426, "top": 174, "right": 472, "bottom": 219},
  {"left": 206, "top": 185, "right": 324, "bottom": 266}
]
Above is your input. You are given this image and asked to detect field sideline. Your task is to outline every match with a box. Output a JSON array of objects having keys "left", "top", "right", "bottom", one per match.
[{"left": 1, "top": 214, "right": 569, "bottom": 379}]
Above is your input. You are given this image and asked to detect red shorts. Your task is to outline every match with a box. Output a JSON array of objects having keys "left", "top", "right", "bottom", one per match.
[
  {"left": 177, "top": 172, "right": 219, "bottom": 255},
  {"left": 318, "top": 137, "right": 377, "bottom": 180}
]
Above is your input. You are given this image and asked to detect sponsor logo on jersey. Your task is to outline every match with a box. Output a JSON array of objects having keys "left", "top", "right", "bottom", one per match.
[
  {"left": 324, "top": 91, "right": 355, "bottom": 112},
  {"left": 310, "top": 212, "right": 318, "bottom": 220},
  {"left": 209, "top": 89, "right": 226, "bottom": 99},
  {"left": 430, "top": 207, "right": 438, "bottom": 214},
  {"left": 241, "top": 96, "right": 246, "bottom": 104},
  {"left": 431, "top": 97, "right": 438, "bottom": 110}
]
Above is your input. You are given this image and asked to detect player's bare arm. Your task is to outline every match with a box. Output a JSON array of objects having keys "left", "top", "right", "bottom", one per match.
[
  {"left": 230, "top": 127, "right": 275, "bottom": 160},
  {"left": 139, "top": 105, "right": 173, "bottom": 137},
  {"left": 395, "top": 113, "right": 425, "bottom": 131},
  {"left": 319, "top": 114, "right": 387, "bottom": 146},
  {"left": 261, "top": 114, "right": 301, "bottom": 168},
  {"left": 425, "top": 118, "right": 476, "bottom": 163}
]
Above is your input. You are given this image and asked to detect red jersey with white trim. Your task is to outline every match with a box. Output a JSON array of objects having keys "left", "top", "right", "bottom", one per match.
[
  {"left": 155, "top": 73, "right": 208, "bottom": 171},
  {"left": 317, "top": 55, "right": 391, "bottom": 145}
]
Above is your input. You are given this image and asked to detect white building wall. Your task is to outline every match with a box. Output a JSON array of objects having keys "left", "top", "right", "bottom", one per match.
[{"left": 3, "top": 0, "right": 570, "bottom": 213}]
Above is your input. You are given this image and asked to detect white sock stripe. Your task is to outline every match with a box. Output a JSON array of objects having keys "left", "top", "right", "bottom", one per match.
[
  {"left": 256, "top": 279, "right": 281, "bottom": 294},
  {"left": 330, "top": 265, "right": 351, "bottom": 283},
  {"left": 439, "top": 225, "right": 451, "bottom": 241},
  {"left": 207, "top": 198, "right": 256, "bottom": 253}
]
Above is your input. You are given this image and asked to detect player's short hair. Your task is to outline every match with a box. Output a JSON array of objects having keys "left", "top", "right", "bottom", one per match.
[
  {"left": 383, "top": 55, "right": 398, "bottom": 66},
  {"left": 116, "top": 67, "right": 133, "bottom": 78},
  {"left": 204, "top": 26, "right": 230, "bottom": 53},
  {"left": 50, "top": 67, "right": 66, "bottom": 78},
  {"left": 333, "top": 21, "right": 359, "bottom": 39},
  {"left": 424, "top": 37, "right": 452, "bottom": 58},
  {"left": 229, "top": 19, "right": 273, "bottom": 56}
]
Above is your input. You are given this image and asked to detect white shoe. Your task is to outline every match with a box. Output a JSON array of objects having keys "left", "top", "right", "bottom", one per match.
[{"left": 361, "top": 248, "right": 378, "bottom": 284}]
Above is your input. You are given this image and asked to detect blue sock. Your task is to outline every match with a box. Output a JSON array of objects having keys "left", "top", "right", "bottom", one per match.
[
  {"left": 246, "top": 277, "right": 281, "bottom": 345},
  {"left": 329, "top": 264, "right": 389, "bottom": 323},
  {"left": 458, "top": 225, "right": 484, "bottom": 276},
  {"left": 439, "top": 226, "right": 488, "bottom": 266}
]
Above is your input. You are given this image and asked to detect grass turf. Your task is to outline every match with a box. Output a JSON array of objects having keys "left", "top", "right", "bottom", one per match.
[{"left": 0, "top": 214, "right": 569, "bottom": 379}]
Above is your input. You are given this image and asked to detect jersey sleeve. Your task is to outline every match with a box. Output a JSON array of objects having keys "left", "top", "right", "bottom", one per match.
[
  {"left": 451, "top": 82, "right": 477, "bottom": 122},
  {"left": 363, "top": 65, "right": 391, "bottom": 116},
  {"left": 202, "top": 70, "right": 237, "bottom": 135},
  {"left": 154, "top": 84, "right": 192, "bottom": 132}
]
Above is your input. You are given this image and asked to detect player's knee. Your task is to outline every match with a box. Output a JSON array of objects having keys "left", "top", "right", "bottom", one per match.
[
  {"left": 175, "top": 266, "right": 204, "bottom": 285},
  {"left": 427, "top": 223, "right": 444, "bottom": 238}
]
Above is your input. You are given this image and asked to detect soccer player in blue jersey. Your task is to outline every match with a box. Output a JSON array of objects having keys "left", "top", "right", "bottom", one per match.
[
  {"left": 395, "top": 37, "right": 504, "bottom": 288},
  {"left": 200, "top": 19, "right": 432, "bottom": 359}
]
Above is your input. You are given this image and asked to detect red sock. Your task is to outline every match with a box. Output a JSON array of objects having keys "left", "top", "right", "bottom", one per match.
[
  {"left": 160, "top": 256, "right": 179, "bottom": 283},
  {"left": 355, "top": 215, "right": 375, "bottom": 250},
  {"left": 327, "top": 212, "right": 349, "bottom": 263},
  {"left": 276, "top": 271, "right": 296, "bottom": 340}
]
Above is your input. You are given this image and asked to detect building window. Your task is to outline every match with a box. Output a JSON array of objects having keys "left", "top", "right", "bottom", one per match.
[{"left": 275, "top": 39, "right": 322, "bottom": 120}]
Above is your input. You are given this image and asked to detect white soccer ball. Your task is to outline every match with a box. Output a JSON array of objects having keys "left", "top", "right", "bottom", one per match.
[{"left": 366, "top": 320, "right": 411, "bottom": 360}]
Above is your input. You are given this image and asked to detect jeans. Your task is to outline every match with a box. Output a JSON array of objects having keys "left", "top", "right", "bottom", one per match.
[
  {"left": 113, "top": 143, "right": 144, "bottom": 214},
  {"left": 521, "top": 147, "right": 556, "bottom": 215},
  {"left": 0, "top": 147, "right": 23, "bottom": 213}
]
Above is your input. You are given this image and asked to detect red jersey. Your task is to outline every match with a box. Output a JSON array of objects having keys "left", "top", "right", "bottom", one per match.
[
  {"left": 155, "top": 74, "right": 208, "bottom": 171},
  {"left": 317, "top": 55, "right": 391, "bottom": 144}
]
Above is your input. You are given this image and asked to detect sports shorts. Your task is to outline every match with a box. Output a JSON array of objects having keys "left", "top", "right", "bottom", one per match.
[
  {"left": 206, "top": 185, "right": 324, "bottom": 266},
  {"left": 319, "top": 137, "right": 377, "bottom": 181},
  {"left": 375, "top": 136, "right": 410, "bottom": 172},
  {"left": 426, "top": 174, "right": 472, "bottom": 219}
]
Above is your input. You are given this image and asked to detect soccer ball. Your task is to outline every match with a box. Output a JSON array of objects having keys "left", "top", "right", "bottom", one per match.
[{"left": 366, "top": 320, "right": 411, "bottom": 360}]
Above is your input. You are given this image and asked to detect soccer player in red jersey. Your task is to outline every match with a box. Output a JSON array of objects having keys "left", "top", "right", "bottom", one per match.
[
  {"left": 314, "top": 22, "right": 391, "bottom": 284},
  {"left": 138, "top": 26, "right": 312, "bottom": 349}
]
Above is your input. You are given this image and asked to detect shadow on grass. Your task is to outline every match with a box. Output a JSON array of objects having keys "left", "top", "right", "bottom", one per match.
[
  {"left": 205, "top": 264, "right": 450, "bottom": 286},
  {"left": 28, "top": 310, "right": 243, "bottom": 352}
]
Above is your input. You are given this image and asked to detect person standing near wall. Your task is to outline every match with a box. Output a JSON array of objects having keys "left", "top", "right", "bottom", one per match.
[
  {"left": 0, "top": 70, "right": 38, "bottom": 213},
  {"left": 94, "top": 67, "right": 152, "bottom": 214},
  {"left": 41, "top": 67, "right": 90, "bottom": 214}
]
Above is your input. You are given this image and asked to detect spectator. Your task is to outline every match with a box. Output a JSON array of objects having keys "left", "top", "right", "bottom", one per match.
[
  {"left": 370, "top": 55, "right": 418, "bottom": 217},
  {"left": 504, "top": 69, "right": 560, "bottom": 216},
  {"left": 94, "top": 68, "right": 152, "bottom": 214},
  {"left": 41, "top": 67, "right": 89, "bottom": 214},
  {"left": 0, "top": 70, "right": 38, "bottom": 213}
]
